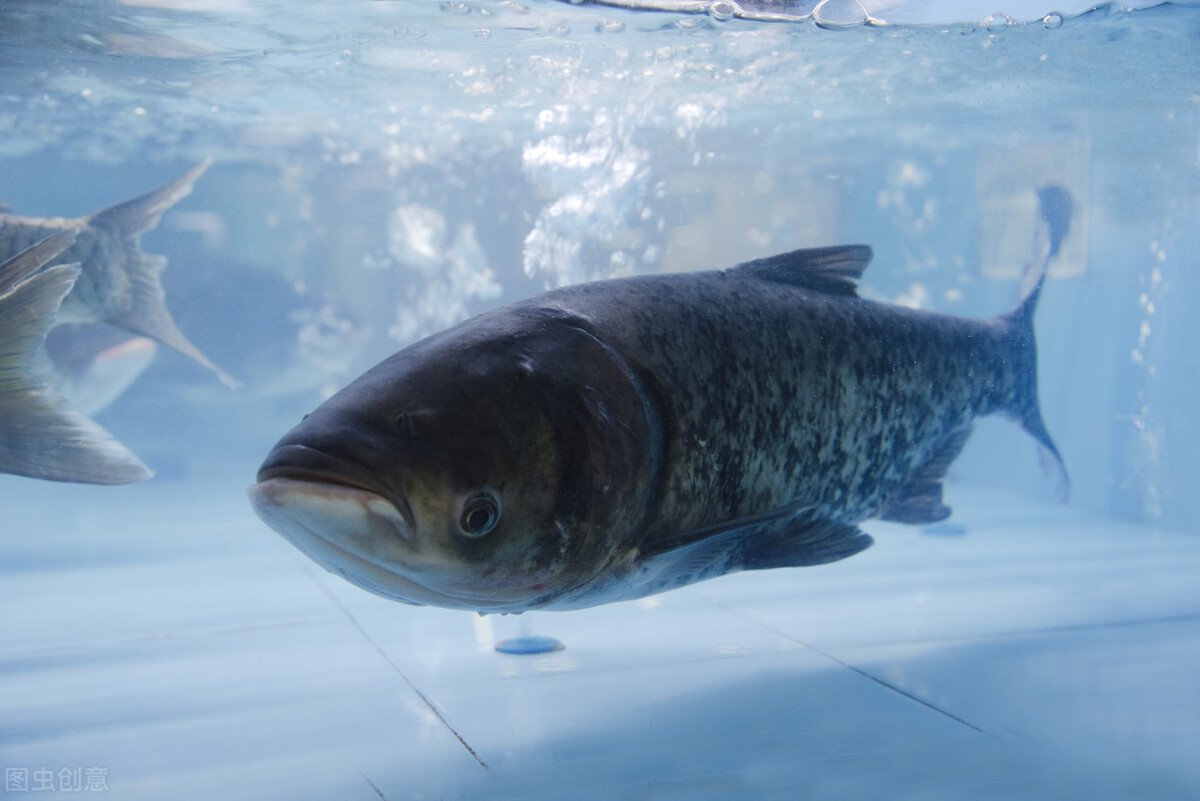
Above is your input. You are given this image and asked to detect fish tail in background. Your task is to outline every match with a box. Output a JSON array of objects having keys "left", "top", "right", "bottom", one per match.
[
  {"left": 86, "top": 158, "right": 240, "bottom": 389},
  {"left": 87, "top": 160, "right": 213, "bottom": 239},
  {"left": 998, "top": 185, "right": 1073, "bottom": 501},
  {"left": 0, "top": 233, "right": 152, "bottom": 484}
]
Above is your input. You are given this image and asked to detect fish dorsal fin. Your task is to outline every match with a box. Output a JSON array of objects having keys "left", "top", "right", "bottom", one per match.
[
  {"left": 732, "top": 245, "right": 873, "bottom": 297},
  {"left": 630, "top": 504, "right": 873, "bottom": 600}
]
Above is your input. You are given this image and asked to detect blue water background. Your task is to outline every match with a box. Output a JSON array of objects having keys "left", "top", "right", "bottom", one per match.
[{"left": 3, "top": 4, "right": 1200, "bottom": 799}]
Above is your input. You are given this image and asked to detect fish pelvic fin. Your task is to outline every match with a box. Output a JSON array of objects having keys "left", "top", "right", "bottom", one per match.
[
  {"left": 0, "top": 239, "right": 152, "bottom": 484},
  {"left": 85, "top": 159, "right": 239, "bottom": 388},
  {"left": 997, "top": 185, "right": 1073, "bottom": 502},
  {"left": 880, "top": 423, "right": 975, "bottom": 524}
]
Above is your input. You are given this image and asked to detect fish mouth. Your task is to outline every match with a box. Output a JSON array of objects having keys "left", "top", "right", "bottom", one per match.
[
  {"left": 255, "top": 442, "right": 418, "bottom": 535},
  {"left": 258, "top": 443, "right": 383, "bottom": 491},
  {"left": 247, "top": 477, "right": 523, "bottom": 612},
  {"left": 249, "top": 476, "right": 415, "bottom": 543}
]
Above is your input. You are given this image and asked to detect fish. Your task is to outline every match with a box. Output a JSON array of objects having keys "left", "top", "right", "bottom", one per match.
[
  {"left": 248, "top": 192, "right": 1071, "bottom": 614},
  {"left": 0, "top": 159, "right": 237, "bottom": 388},
  {"left": 45, "top": 324, "right": 157, "bottom": 416},
  {"left": 0, "top": 230, "right": 152, "bottom": 484}
]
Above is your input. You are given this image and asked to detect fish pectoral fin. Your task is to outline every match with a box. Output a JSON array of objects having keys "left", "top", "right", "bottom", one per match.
[
  {"left": 731, "top": 245, "right": 873, "bottom": 298},
  {"left": 736, "top": 511, "right": 873, "bottom": 571},
  {"left": 879, "top": 423, "right": 974, "bottom": 524},
  {"left": 634, "top": 505, "right": 873, "bottom": 597},
  {"left": 0, "top": 251, "right": 152, "bottom": 484}
]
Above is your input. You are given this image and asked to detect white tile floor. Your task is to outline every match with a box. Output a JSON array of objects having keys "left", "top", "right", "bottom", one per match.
[{"left": 2, "top": 476, "right": 1198, "bottom": 800}]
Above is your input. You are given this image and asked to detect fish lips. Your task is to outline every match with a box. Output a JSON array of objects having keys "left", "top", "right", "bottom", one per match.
[
  {"left": 249, "top": 476, "right": 498, "bottom": 610},
  {"left": 253, "top": 442, "right": 420, "bottom": 545},
  {"left": 256, "top": 441, "right": 381, "bottom": 490},
  {"left": 249, "top": 449, "right": 531, "bottom": 612}
]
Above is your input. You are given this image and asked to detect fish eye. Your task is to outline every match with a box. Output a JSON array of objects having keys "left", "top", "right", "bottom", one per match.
[{"left": 459, "top": 492, "right": 500, "bottom": 538}]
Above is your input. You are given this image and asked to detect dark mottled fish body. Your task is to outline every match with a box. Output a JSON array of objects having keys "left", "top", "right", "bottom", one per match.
[
  {"left": 531, "top": 250, "right": 1051, "bottom": 540},
  {"left": 0, "top": 160, "right": 235, "bottom": 386},
  {"left": 249, "top": 198, "right": 1069, "bottom": 614}
]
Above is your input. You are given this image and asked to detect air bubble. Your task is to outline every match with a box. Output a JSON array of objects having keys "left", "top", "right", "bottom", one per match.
[
  {"left": 439, "top": 1, "right": 470, "bottom": 14},
  {"left": 813, "top": 0, "right": 867, "bottom": 31},
  {"left": 982, "top": 12, "right": 1013, "bottom": 30},
  {"left": 709, "top": 0, "right": 738, "bottom": 22},
  {"left": 1042, "top": 12, "right": 1064, "bottom": 28}
]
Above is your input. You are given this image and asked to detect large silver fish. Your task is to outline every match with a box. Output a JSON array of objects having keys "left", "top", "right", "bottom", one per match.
[
  {"left": 0, "top": 231, "right": 151, "bottom": 484},
  {"left": 249, "top": 195, "right": 1070, "bottom": 614},
  {"left": 0, "top": 160, "right": 235, "bottom": 387}
]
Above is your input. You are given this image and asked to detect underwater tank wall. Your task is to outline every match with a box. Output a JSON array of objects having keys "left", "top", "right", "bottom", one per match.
[{"left": 2, "top": 0, "right": 1199, "bottom": 799}]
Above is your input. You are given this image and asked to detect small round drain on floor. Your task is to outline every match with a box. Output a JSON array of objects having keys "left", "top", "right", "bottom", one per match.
[{"left": 495, "top": 636, "right": 565, "bottom": 655}]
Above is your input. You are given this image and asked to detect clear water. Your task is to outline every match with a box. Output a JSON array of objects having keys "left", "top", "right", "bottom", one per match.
[{"left": 2, "top": 1, "right": 1199, "bottom": 798}]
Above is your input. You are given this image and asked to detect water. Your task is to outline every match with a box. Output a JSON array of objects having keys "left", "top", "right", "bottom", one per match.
[{"left": 2, "top": 1, "right": 1199, "bottom": 798}]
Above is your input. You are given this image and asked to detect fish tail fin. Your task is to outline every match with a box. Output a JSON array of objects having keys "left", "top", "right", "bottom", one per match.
[
  {"left": 88, "top": 158, "right": 212, "bottom": 238},
  {"left": 998, "top": 185, "right": 1072, "bottom": 502},
  {"left": 109, "top": 250, "right": 240, "bottom": 389},
  {"left": 0, "top": 234, "right": 152, "bottom": 484},
  {"left": 86, "top": 159, "right": 240, "bottom": 389}
]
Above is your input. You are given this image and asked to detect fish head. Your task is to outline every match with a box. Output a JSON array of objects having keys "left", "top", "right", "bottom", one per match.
[{"left": 248, "top": 312, "right": 658, "bottom": 613}]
